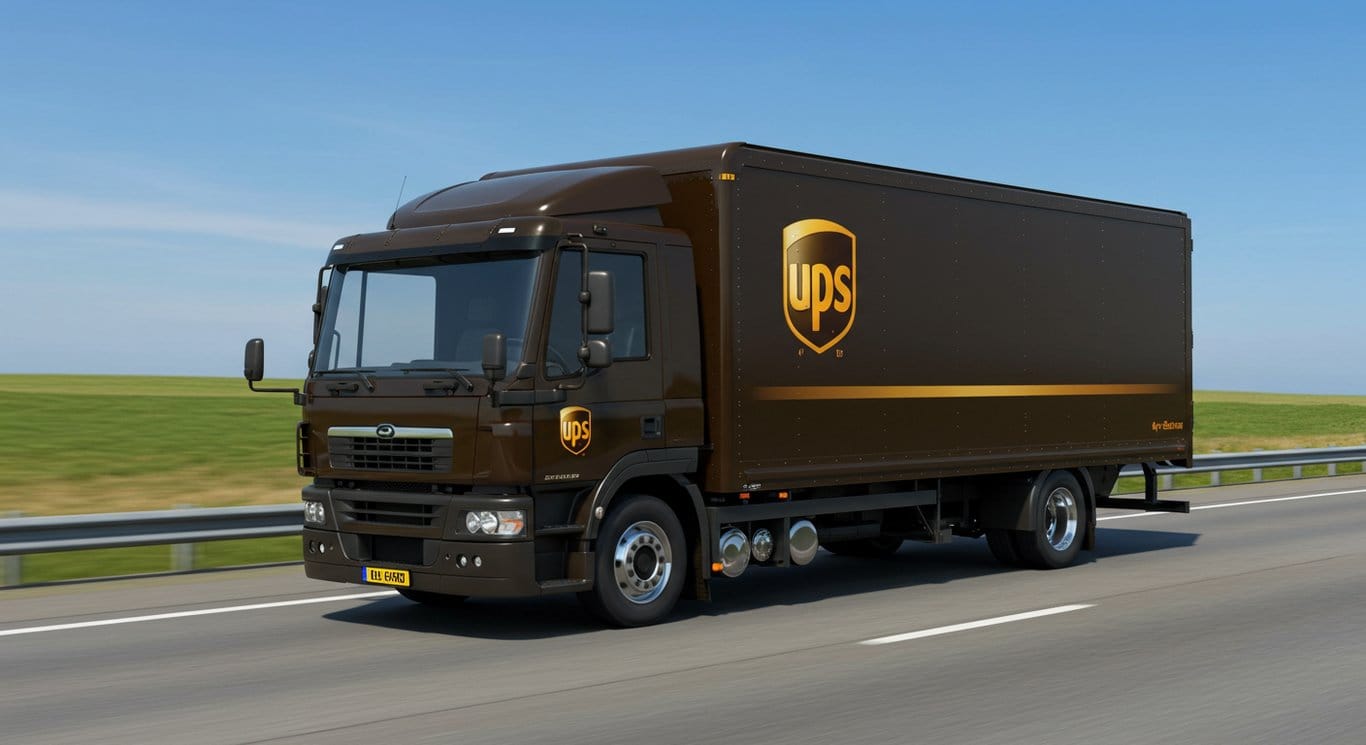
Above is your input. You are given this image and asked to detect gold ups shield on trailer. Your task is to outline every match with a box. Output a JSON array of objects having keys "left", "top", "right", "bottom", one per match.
[{"left": 783, "top": 219, "right": 856, "bottom": 354}]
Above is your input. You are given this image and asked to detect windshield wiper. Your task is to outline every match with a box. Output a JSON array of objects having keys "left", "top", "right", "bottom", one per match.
[
  {"left": 401, "top": 367, "right": 475, "bottom": 392},
  {"left": 315, "top": 368, "right": 377, "bottom": 392}
]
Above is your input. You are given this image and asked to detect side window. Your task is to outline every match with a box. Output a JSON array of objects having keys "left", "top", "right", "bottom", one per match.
[{"left": 543, "top": 250, "right": 648, "bottom": 378}]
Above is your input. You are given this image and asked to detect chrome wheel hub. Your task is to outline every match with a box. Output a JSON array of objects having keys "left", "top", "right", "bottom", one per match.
[
  {"left": 1043, "top": 486, "right": 1079, "bottom": 552},
  {"left": 613, "top": 520, "right": 673, "bottom": 604}
]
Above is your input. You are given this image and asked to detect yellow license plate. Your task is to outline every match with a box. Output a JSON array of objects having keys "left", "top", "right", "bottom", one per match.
[{"left": 363, "top": 566, "right": 410, "bottom": 587}]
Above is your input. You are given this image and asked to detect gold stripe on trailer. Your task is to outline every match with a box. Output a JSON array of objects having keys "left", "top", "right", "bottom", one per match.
[{"left": 752, "top": 383, "right": 1182, "bottom": 401}]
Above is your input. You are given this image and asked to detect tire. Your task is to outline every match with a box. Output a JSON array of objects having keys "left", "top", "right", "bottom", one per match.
[
  {"left": 1011, "top": 471, "right": 1087, "bottom": 569},
  {"left": 579, "top": 494, "right": 687, "bottom": 627},
  {"left": 822, "top": 535, "right": 905, "bottom": 558},
  {"left": 397, "top": 588, "right": 468, "bottom": 608},
  {"left": 985, "top": 529, "right": 1022, "bottom": 566}
]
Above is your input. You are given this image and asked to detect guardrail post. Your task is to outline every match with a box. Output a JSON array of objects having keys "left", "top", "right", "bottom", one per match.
[
  {"left": 1252, "top": 468, "right": 1263, "bottom": 482},
  {"left": 1292, "top": 465, "right": 1303, "bottom": 479},
  {"left": 172, "top": 504, "right": 195, "bottom": 572},
  {"left": 2, "top": 511, "right": 21, "bottom": 587},
  {"left": 1161, "top": 474, "right": 1173, "bottom": 490},
  {"left": 1329, "top": 463, "right": 1337, "bottom": 476},
  {"left": 1209, "top": 471, "right": 1221, "bottom": 487}
]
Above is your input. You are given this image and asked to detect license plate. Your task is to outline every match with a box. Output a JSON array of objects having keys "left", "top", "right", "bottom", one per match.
[{"left": 363, "top": 566, "right": 410, "bottom": 587}]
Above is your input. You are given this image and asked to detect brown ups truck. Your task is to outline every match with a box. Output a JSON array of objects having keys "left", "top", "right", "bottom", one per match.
[{"left": 245, "top": 143, "right": 1192, "bottom": 626}]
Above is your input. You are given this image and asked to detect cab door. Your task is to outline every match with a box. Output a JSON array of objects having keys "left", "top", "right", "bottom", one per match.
[{"left": 532, "top": 240, "right": 665, "bottom": 488}]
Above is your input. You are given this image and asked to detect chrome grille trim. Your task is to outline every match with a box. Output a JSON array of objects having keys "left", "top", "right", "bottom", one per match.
[{"left": 327, "top": 426, "right": 454, "bottom": 439}]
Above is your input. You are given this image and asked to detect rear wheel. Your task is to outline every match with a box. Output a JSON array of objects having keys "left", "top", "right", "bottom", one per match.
[
  {"left": 822, "top": 535, "right": 905, "bottom": 558},
  {"left": 579, "top": 494, "right": 687, "bottom": 627},
  {"left": 397, "top": 588, "right": 467, "bottom": 608},
  {"left": 1012, "top": 471, "right": 1087, "bottom": 569}
]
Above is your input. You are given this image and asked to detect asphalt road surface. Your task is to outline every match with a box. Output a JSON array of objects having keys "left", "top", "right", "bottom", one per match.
[{"left": 4, "top": 476, "right": 1366, "bottom": 744}]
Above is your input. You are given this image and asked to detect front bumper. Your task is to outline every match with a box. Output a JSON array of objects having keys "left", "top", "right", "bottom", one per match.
[
  {"left": 303, "top": 528, "right": 544, "bottom": 597},
  {"left": 300, "top": 483, "right": 586, "bottom": 598}
]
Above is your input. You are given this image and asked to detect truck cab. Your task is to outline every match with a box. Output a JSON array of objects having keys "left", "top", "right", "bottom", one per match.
[{"left": 266, "top": 165, "right": 707, "bottom": 625}]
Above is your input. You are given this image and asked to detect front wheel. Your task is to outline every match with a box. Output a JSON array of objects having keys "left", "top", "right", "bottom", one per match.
[
  {"left": 1011, "top": 471, "right": 1087, "bottom": 569},
  {"left": 579, "top": 494, "right": 687, "bottom": 627}
]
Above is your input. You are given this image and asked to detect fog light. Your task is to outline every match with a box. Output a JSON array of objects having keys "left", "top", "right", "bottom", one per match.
[
  {"left": 304, "top": 501, "right": 325, "bottom": 525},
  {"left": 457, "top": 555, "right": 468, "bottom": 568},
  {"left": 473, "top": 556, "right": 482, "bottom": 568}
]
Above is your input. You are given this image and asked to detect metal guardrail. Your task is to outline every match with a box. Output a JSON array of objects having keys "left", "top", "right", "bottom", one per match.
[
  {"left": 0, "top": 504, "right": 302, "bottom": 556},
  {"left": 1, "top": 446, "right": 1363, "bottom": 585},
  {"left": 1117, "top": 445, "right": 1366, "bottom": 490},
  {"left": 0, "top": 505, "right": 302, "bottom": 586}
]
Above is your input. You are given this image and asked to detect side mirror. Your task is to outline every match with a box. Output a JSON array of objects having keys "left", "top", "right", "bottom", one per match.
[
  {"left": 244, "top": 338, "right": 265, "bottom": 382},
  {"left": 585, "top": 270, "right": 614, "bottom": 335},
  {"left": 482, "top": 332, "right": 507, "bottom": 382},
  {"left": 580, "top": 338, "right": 612, "bottom": 369}
]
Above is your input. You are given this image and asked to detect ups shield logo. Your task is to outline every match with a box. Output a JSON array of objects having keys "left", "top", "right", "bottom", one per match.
[
  {"left": 783, "top": 219, "right": 856, "bottom": 354},
  {"left": 559, "top": 406, "right": 592, "bottom": 455}
]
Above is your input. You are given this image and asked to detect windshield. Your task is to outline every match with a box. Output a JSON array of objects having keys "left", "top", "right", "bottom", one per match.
[{"left": 315, "top": 253, "right": 539, "bottom": 374}]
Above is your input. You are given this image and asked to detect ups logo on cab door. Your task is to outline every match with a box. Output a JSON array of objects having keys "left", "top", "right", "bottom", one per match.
[
  {"left": 783, "top": 219, "right": 856, "bottom": 354},
  {"left": 559, "top": 406, "right": 592, "bottom": 455}
]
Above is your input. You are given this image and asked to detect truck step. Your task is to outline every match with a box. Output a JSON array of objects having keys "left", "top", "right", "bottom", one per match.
[
  {"left": 537, "top": 524, "right": 586, "bottom": 537},
  {"left": 538, "top": 578, "right": 590, "bottom": 593}
]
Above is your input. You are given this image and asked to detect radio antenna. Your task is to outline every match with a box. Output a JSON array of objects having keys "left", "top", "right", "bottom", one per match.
[{"left": 393, "top": 175, "right": 408, "bottom": 213}]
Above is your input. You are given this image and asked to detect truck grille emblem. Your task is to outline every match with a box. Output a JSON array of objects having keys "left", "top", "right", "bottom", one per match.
[
  {"left": 783, "top": 219, "right": 856, "bottom": 354},
  {"left": 375, "top": 424, "right": 396, "bottom": 439}
]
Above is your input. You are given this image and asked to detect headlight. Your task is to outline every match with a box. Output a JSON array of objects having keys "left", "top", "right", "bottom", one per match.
[
  {"left": 494, "top": 510, "right": 526, "bottom": 536},
  {"left": 304, "top": 501, "right": 325, "bottom": 525},
  {"left": 463, "top": 509, "right": 526, "bottom": 536}
]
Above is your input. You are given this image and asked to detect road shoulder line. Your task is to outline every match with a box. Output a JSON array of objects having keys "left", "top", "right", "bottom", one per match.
[{"left": 858, "top": 604, "right": 1095, "bottom": 646}]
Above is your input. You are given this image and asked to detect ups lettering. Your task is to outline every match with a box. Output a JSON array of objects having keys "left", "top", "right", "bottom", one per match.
[
  {"left": 561, "top": 420, "right": 590, "bottom": 449},
  {"left": 787, "top": 262, "right": 853, "bottom": 332}
]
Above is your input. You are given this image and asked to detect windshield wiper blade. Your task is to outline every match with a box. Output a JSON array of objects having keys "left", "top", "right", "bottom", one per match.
[
  {"left": 398, "top": 366, "right": 475, "bottom": 390},
  {"left": 315, "top": 368, "right": 377, "bottom": 392}
]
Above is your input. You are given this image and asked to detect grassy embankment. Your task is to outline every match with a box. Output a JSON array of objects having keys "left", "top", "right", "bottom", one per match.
[
  {"left": 1, "top": 375, "right": 302, "bottom": 582},
  {"left": 2, "top": 376, "right": 1364, "bottom": 582}
]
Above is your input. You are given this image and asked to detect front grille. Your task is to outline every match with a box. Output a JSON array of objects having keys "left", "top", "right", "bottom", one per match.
[
  {"left": 338, "top": 498, "right": 439, "bottom": 527},
  {"left": 328, "top": 436, "right": 453, "bottom": 472}
]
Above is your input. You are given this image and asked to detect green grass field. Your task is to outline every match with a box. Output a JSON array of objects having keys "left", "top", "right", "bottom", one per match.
[
  {"left": 0, "top": 374, "right": 302, "bottom": 516},
  {"left": 1, "top": 375, "right": 1364, "bottom": 582}
]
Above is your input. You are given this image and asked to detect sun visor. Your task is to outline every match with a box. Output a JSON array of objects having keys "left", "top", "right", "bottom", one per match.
[{"left": 390, "top": 165, "right": 671, "bottom": 229}]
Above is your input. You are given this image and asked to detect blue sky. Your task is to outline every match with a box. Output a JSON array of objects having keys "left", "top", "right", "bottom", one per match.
[{"left": 1, "top": 1, "right": 1362, "bottom": 393}]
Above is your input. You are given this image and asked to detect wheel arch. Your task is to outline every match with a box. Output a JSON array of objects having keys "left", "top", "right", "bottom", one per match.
[{"left": 574, "top": 448, "right": 711, "bottom": 598}]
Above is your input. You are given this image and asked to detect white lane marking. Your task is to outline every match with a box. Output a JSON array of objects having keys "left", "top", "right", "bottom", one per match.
[
  {"left": 1099, "top": 487, "right": 1366, "bottom": 522},
  {"left": 859, "top": 604, "right": 1095, "bottom": 646},
  {"left": 0, "top": 590, "right": 397, "bottom": 638}
]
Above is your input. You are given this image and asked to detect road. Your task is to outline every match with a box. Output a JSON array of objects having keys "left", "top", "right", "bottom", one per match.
[{"left": 3, "top": 476, "right": 1365, "bottom": 744}]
